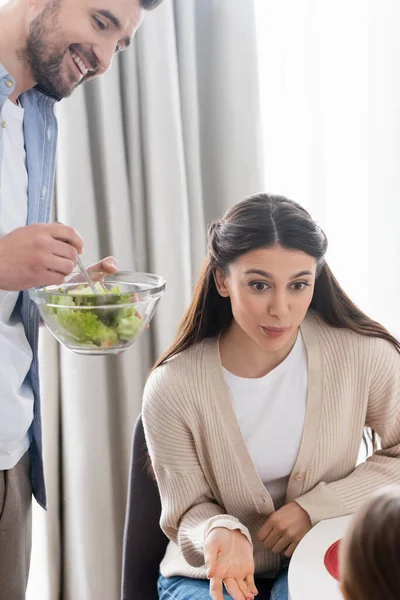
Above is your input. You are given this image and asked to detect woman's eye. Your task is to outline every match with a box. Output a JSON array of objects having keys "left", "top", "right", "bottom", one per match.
[
  {"left": 291, "top": 282, "right": 310, "bottom": 291},
  {"left": 93, "top": 16, "right": 107, "bottom": 31},
  {"left": 251, "top": 282, "right": 268, "bottom": 292}
]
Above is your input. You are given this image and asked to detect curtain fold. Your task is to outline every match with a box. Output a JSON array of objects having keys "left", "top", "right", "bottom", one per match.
[{"left": 27, "top": 1, "right": 263, "bottom": 598}]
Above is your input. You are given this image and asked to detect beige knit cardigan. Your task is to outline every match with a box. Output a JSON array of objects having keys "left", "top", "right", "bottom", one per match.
[{"left": 142, "top": 312, "right": 400, "bottom": 579}]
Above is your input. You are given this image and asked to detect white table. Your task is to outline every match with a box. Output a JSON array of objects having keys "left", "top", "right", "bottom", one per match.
[{"left": 288, "top": 515, "right": 353, "bottom": 600}]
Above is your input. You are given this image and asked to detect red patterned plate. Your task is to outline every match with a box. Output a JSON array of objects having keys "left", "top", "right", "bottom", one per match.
[{"left": 324, "top": 539, "right": 341, "bottom": 581}]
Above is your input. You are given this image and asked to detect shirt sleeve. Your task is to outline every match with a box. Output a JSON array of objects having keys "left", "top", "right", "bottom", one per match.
[
  {"left": 296, "top": 338, "right": 400, "bottom": 525},
  {"left": 142, "top": 365, "right": 252, "bottom": 568}
]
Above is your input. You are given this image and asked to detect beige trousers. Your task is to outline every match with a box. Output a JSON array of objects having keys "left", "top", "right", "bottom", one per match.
[{"left": 0, "top": 451, "right": 32, "bottom": 600}]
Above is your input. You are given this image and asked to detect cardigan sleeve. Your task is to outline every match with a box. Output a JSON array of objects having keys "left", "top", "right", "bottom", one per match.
[
  {"left": 296, "top": 337, "right": 400, "bottom": 525},
  {"left": 142, "top": 364, "right": 252, "bottom": 568}
]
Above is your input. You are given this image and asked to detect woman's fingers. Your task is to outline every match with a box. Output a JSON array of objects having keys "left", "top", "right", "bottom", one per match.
[
  {"left": 284, "top": 542, "right": 298, "bottom": 558},
  {"left": 209, "top": 576, "right": 225, "bottom": 600},
  {"left": 237, "top": 577, "right": 254, "bottom": 599},
  {"left": 262, "top": 528, "right": 281, "bottom": 550},
  {"left": 223, "top": 577, "right": 246, "bottom": 600},
  {"left": 204, "top": 541, "right": 218, "bottom": 579},
  {"left": 271, "top": 534, "right": 292, "bottom": 554},
  {"left": 246, "top": 574, "right": 259, "bottom": 596}
]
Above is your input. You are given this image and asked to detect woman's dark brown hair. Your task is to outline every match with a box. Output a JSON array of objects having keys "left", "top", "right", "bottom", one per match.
[
  {"left": 141, "top": 0, "right": 165, "bottom": 9},
  {"left": 339, "top": 486, "right": 400, "bottom": 600},
  {"left": 150, "top": 193, "right": 400, "bottom": 455},
  {"left": 154, "top": 193, "right": 400, "bottom": 370}
]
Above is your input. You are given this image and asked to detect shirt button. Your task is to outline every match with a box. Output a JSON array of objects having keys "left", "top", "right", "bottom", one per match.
[
  {"left": 295, "top": 472, "right": 304, "bottom": 481},
  {"left": 5, "top": 80, "right": 13, "bottom": 88},
  {"left": 1, "top": 122, "right": 6, "bottom": 128}
]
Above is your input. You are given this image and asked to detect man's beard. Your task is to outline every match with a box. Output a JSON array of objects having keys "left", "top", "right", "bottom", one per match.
[{"left": 22, "top": 3, "right": 83, "bottom": 99}]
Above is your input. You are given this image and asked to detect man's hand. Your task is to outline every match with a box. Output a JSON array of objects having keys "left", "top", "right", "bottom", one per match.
[
  {"left": 204, "top": 527, "right": 258, "bottom": 600},
  {"left": 87, "top": 256, "right": 118, "bottom": 275},
  {"left": 58, "top": 255, "right": 119, "bottom": 286},
  {"left": 257, "top": 501, "right": 312, "bottom": 558},
  {"left": 38, "top": 255, "right": 118, "bottom": 327},
  {"left": 0, "top": 223, "right": 83, "bottom": 291}
]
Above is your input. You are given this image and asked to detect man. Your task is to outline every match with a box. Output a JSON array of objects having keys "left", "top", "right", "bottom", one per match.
[{"left": 0, "top": 0, "right": 164, "bottom": 597}]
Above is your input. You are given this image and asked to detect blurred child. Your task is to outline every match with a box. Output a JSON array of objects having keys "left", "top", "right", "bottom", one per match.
[{"left": 339, "top": 486, "right": 400, "bottom": 600}]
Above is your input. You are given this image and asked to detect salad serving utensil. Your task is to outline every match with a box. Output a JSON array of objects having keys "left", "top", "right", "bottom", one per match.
[
  {"left": 75, "top": 255, "right": 99, "bottom": 295},
  {"left": 55, "top": 219, "right": 99, "bottom": 295}
]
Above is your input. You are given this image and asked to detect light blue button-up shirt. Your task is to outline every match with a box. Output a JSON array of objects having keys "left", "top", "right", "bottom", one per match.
[{"left": 0, "top": 63, "right": 58, "bottom": 508}]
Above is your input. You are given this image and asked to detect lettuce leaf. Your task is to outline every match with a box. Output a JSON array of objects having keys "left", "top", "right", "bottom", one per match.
[{"left": 44, "top": 284, "right": 143, "bottom": 348}]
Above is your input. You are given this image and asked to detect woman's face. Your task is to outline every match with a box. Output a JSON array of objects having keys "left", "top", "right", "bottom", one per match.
[{"left": 215, "top": 245, "right": 317, "bottom": 352}]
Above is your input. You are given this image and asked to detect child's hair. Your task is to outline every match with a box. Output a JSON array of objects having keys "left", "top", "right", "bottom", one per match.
[{"left": 339, "top": 486, "right": 400, "bottom": 600}]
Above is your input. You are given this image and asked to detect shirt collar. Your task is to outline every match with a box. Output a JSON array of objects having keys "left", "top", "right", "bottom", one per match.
[{"left": 0, "top": 62, "right": 61, "bottom": 102}]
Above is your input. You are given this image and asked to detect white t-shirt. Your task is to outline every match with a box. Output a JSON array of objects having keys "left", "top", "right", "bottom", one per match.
[
  {"left": 0, "top": 99, "right": 34, "bottom": 470},
  {"left": 223, "top": 332, "right": 307, "bottom": 508}
]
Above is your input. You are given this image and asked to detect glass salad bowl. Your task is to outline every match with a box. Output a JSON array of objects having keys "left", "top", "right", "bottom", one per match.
[{"left": 29, "top": 271, "right": 166, "bottom": 355}]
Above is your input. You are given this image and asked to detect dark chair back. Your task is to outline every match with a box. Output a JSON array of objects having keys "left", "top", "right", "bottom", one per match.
[{"left": 121, "top": 415, "right": 169, "bottom": 600}]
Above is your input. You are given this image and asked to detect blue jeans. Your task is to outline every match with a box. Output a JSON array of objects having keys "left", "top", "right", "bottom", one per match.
[{"left": 158, "top": 569, "right": 288, "bottom": 600}]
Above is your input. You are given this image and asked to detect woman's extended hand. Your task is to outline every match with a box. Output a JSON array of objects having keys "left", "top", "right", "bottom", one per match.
[{"left": 204, "top": 527, "right": 258, "bottom": 600}]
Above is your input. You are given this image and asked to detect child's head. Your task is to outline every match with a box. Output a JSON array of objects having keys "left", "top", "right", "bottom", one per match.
[{"left": 339, "top": 486, "right": 400, "bottom": 600}]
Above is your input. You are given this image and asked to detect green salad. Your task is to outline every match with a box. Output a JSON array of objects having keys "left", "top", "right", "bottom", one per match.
[{"left": 44, "top": 282, "right": 143, "bottom": 348}]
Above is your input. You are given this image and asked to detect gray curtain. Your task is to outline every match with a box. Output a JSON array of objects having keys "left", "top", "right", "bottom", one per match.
[{"left": 27, "top": 1, "right": 263, "bottom": 598}]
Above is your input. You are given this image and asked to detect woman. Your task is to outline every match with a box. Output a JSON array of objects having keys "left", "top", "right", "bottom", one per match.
[
  {"left": 142, "top": 193, "right": 400, "bottom": 600},
  {"left": 339, "top": 486, "right": 400, "bottom": 600}
]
